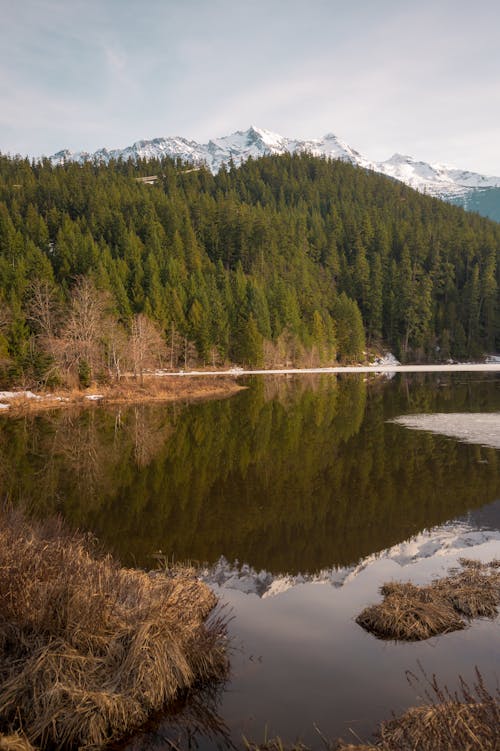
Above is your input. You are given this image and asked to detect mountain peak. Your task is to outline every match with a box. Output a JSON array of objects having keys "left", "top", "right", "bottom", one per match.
[
  {"left": 47, "top": 128, "right": 500, "bottom": 206},
  {"left": 385, "top": 153, "right": 416, "bottom": 164}
]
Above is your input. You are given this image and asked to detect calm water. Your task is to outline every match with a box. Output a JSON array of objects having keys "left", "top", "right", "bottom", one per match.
[{"left": 1, "top": 372, "right": 500, "bottom": 748}]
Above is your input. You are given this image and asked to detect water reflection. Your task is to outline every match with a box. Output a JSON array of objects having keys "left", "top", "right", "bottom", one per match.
[{"left": 1, "top": 373, "right": 499, "bottom": 573}]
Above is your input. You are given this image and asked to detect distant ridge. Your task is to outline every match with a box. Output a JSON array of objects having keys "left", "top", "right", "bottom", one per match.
[{"left": 48, "top": 126, "right": 500, "bottom": 220}]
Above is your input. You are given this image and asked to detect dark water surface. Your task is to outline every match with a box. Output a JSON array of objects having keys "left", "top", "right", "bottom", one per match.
[{"left": 1, "top": 373, "right": 500, "bottom": 748}]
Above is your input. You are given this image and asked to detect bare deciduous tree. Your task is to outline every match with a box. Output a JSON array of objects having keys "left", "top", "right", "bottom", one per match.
[
  {"left": 59, "top": 278, "right": 111, "bottom": 385},
  {"left": 129, "top": 314, "right": 166, "bottom": 384},
  {"left": 26, "top": 279, "right": 60, "bottom": 342},
  {"left": 102, "top": 317, "right": 128, "bottom": 382},
  {"left": 26, "top": 280, "right": 62, "bottom": 382}
]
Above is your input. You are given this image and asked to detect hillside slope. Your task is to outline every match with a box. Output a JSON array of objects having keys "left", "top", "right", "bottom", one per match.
[{"left": 0, "top": 152, "right": 499, "bottom": 387}]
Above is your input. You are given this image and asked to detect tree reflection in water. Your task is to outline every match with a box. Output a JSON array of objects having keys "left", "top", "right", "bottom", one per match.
[{"left": 1, "top": 373, "right": 499, "bottom": 574}]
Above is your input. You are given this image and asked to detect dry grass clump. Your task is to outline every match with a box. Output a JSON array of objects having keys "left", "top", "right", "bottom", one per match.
[
  {"left": 247, "top": 674, "right": 500, "bottom": 751},
  {"left": 339, "top": 671, "right": 500, "bottom": 751},
  {"left": 356, "top": 559, "right": 500, "bottom": 641},
  {"left": 244, "top": 739, "right": 310, "bottom": 751},
  {"left": 0, "top": 735, "right": 35, "bottom": 751},
  {"left": 356, "top": 581, "right": 465, "bottom": 641},
  {"left": 0, "top": 512, "right": 228, "bottom": 750}
]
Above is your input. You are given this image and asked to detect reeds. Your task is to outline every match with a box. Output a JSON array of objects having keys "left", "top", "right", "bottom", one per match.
[
  {"left": 247, "top": 673, "right": 500, "bottom": 751},
  {"left": 340, "top": 671, "right": 500, "bottom": 750},
  {"left": 0, "top": 512, "right": 228, "bottom": 750},
  {"left": 356, "top": 559, "right": 500, "bottom": 641}
]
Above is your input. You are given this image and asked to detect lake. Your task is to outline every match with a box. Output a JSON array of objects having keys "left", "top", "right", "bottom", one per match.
[{"left": 1, "top": 372, "right": 499, "bottom": 749}]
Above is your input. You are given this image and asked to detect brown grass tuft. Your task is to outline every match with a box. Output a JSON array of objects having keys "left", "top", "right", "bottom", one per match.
[
  {"left": 0, "top": 735, "right": 35, "bottom": 751},
  {"left": 247, "top": 673, "right": 500, "bottom": 751},
  {"left": 368, "top": 671, "right": 500, "bottom": 751},
  {"left": 0, "top": 512, "right": 228, "bottom": 750},
  {"left": 356, "top": 560, "right": 500, "bottom": 641}
]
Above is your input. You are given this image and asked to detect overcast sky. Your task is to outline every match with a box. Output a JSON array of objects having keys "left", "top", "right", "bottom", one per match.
[{"left": 1, "top": 0, "right": 500, "bottom": 173}]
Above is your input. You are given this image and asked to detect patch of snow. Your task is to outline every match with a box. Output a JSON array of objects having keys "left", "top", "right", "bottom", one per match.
[
  {"left": 371, "top": 352, "right": 401, "bottom": 367},
  {"left": 84, "top": 394, "right": 104, "bottom": 401},
  {"left": 0, "top": 403, "right": 10, "bottom": 410},
  {"left": 391, "top": 412, "right": 500, "bottom": 450},
  {"left": 485, "top": 355, "right": 500, "bottom": 363},
  {"left": 150, "top": 363, "right": 500, "bottom": 377},
  {"left": 0, "top": 390, "right": 40, "bottom": 400}
]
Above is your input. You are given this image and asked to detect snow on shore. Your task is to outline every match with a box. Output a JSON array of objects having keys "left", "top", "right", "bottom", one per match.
[
  {"left": 392, "top": 412, "right": 500, "bottom": 450},
  {"left": 0, "top": 391, "right": 40, "bottom": 400},
  {"left": 156, "top": 363, "right": 500, "bottom": 377}
]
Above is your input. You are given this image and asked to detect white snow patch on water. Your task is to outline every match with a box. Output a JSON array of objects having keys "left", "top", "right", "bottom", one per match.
[{"left": 391, "top": 412, "right": 500, "bottom": 450}]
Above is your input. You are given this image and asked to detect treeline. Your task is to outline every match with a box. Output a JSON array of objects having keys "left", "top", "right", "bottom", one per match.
[{"left": 0, "top": 152, "right": 498, "bottom": 387}]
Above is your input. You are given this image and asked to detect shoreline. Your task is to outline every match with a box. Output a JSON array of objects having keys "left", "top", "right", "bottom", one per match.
[
  {"left": 0, "top": 362, "right": 498, "bottom": 415},
  {"left": 156, "top": 363, "right": 500, "bottom": 376},
  {"left": 0, "top": 377, "right": 246, "bottom": 415}
]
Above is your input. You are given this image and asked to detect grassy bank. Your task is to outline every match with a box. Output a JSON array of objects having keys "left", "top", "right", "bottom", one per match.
[
  {"left": 356, "top": 558, "right": 500, "bottom": 641},
  {"left": 0, "top": 375, "right": 245, "bottom": 415},
  {"left": 0, "top": 513, "right": 228, "bottom": 750}
]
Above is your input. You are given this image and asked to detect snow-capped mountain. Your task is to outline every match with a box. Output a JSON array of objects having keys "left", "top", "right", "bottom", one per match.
[
  {"left": 378, "top": 153, "right": 500, "bottom": 199},
  {"left": 49, "top": 126, "right": 500, "bottom": 218},
  {"left": 50, "top": 126, "right": 371, "bottom": 173}
]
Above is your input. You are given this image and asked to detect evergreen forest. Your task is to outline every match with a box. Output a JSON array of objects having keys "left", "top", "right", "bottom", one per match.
[{"left": 0, "top": 152, "right": 499, "bottom": 388}]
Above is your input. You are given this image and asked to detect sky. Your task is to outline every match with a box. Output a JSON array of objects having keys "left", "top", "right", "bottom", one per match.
[{"left": 1, "top": 0, "right": 500, "bottom": 174}]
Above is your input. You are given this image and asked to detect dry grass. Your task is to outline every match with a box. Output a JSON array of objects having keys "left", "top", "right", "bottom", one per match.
[
  {"left": 0, "top": 512, "right": 228, "bottom": 750},
  {"left": 247, "top": 673, "right": 500, "bottom": 751},
  {"left": 0, "top": 376, "right": 245, "bottom": 416},
  {"left": 0, "top": 735, "right": 35, "bottom": 751},
  {"left": 340, "top": 671, "right": 500, "bottom": 751},
  {"left": 356, "top": 559, "right": 500, "bottom": 641}
]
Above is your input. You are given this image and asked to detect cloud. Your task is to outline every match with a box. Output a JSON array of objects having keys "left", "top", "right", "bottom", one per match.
[{"left": 0, "top": 0, "right": 499, "bottom": 172}]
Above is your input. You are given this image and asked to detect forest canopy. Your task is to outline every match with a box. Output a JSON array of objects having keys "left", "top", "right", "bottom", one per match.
[{"left": 0, "top": 152, "right": 498, "bottom": 387}]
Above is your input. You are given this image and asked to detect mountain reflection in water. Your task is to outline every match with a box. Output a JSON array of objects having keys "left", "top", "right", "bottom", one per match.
[{"left": 1, "top": 373, "right": 499, "bottom": 575}]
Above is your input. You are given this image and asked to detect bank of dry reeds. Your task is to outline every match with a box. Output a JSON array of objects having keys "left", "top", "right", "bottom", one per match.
[
  {"left": 0, "top": 512, "right": 228, "bottom": 750},
  {"left": 356, "top": 559, "right": 500, "bottom": 641},
  {"left": 247, "top": 673, "right": 500, "bottom": 751},
  {"left": 341, "top": 672, "right": 500, "bottom": 751}
]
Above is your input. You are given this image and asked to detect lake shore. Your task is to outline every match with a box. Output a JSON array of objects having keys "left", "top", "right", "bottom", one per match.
[
  {"left": 1, "top": 362, "right": 498, "bottom": 415},
  {"left": 156, "top": 362, "right": 500, "bottom": 376},
  {"left": 0, "top": 376, "right": 246, "bottom": 414}
]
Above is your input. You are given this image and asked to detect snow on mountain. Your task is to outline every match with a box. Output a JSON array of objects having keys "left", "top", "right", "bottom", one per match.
[
  {"left": 377, "top": 153, "right": 500, "bottom": 199},
  {"left": 50, "top": 126, "right": 369, "bottom": 173},
  {"left": 48, "top": 126, "right": 500, "bottom": 206},
  {"left": 201, "top": 523, "right": 500, "bottom": 599}
]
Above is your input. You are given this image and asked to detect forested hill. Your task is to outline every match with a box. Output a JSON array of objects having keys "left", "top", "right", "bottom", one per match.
[{"left": 0, "top": 152, "right": 499, "bottom": 388}]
